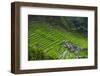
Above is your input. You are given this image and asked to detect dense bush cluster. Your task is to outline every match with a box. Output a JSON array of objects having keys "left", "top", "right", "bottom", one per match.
[{"left": 28, "top": 15, "right": 88, "bottom": 36}]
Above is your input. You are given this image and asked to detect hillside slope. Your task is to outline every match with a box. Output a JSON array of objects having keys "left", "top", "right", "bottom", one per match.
[{"left": 28, "top": 22, "right": 88, "bottom": 60}]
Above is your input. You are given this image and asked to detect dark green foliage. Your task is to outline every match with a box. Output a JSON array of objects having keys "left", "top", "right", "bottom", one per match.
[
  {"left": 66, "top": 17, "right": 88, "bottom": 36},
  {"left": 28, "top": 15, "right": 88, "bottom": 34},
  {"left": 28, "top": 46, "right": 54, "bottom": 60}
]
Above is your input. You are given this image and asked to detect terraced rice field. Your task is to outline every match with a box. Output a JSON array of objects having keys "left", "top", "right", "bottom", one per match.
[{"left": 28, "top": 22, "right": 88, "bottom": 60}]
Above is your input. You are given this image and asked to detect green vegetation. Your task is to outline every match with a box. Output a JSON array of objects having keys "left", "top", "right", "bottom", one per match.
[{"left": 28, "top": 15, "right": 88, "bottom": 60}]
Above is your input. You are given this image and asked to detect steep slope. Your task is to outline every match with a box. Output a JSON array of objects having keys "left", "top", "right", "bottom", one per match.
[{"left": 28, "top": 22, "right": 88, "bottom": 60}]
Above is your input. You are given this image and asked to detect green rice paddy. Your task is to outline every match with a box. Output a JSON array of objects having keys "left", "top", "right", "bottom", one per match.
[{"left": 28, "top": 21, "right": 88, "bottom": 60}]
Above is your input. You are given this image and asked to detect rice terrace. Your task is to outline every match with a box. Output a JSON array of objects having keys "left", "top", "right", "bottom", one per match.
[{"left": 28, "top": 15, "right": 88, "bottom": 60}]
